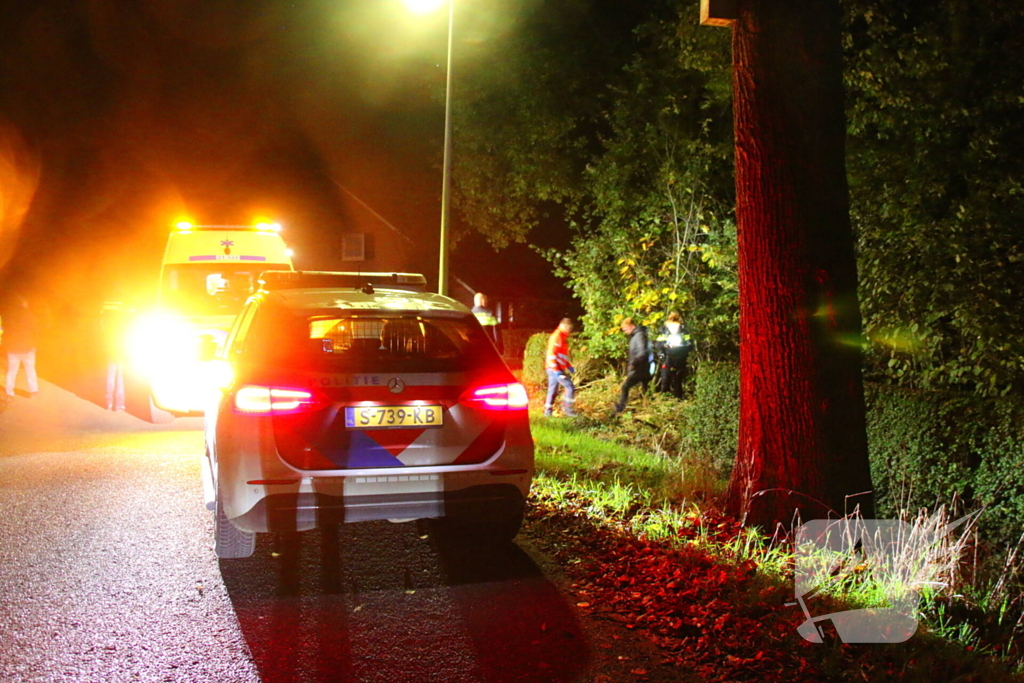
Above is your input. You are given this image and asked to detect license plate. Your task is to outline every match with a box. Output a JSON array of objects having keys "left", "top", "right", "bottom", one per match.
[{"left": 344, "top": 405, "right": 443, "bottom": 429}]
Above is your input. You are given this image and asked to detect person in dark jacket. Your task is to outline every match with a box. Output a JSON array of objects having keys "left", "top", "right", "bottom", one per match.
[
  {"left": 4, "top": 294, "right": 39, "bottom": 399},
  {"left": 614, "top": 317, "right": 651, "bottom": 414}
]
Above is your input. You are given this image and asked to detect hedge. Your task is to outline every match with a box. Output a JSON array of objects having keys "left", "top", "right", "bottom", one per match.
[
  {"left": 501, "top": 327, "right": 546, "bottom": 371},
  {"left": 866, "top": 384, "right": 1024, "bottom": 560},
  {"left": 522, "top": 332, "right": 550, "bottom": 390},
  {"left": 680, "top": 362, "right": 740, "bottom": 477},
  {"left": 680, "top": 361, "right": 1024, "bottom": 562}
]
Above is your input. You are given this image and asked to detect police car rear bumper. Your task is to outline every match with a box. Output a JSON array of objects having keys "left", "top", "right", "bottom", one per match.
[{"left": 229, "top": 484, "right": 526, "bottom": 533}]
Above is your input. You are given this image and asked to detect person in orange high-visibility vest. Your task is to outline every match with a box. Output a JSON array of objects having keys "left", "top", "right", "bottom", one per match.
[{"left": 544, "top": 318, "right": 576, "bottom": 417}]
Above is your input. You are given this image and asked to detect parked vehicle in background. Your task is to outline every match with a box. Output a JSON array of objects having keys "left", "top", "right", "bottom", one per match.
[
  {"left": 203, "top": 271, "right": 534, "bottom": 558},
  {"left": 127, "top": 222, "right": 293, "bottom": 415}
]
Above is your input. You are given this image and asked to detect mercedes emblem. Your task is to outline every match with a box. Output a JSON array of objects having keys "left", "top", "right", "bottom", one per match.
[{"left": 388, "top": 378, "right": 406, "bottom": 394}]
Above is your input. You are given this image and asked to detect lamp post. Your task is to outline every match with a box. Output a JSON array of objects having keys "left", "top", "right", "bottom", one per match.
[
  {"left": 403, "top": 0, "right": 454, "bottom": 296},
  {"left": 438, "top": 0, "right": 453, "bottom": 297}
]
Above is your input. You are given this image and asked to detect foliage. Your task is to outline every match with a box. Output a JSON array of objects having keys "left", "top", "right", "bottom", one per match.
[
  {"left": 550, "top": 208, "right": 738, "bottom": 362},
  {"left": 528, "top": 420, "right": 1023, "bottom": 679},
  {"left": 864, "top": 384, "right": 1024, "bottom": 571},
  {"left": 521, "top": 332, "right": 549, "bottom": 390},
  {"left": 676, "top": 360, "right": 1024, "bottom": 580},
  {"left": 451, "top": 1, "right": 653, "bottom": 248},
  {"left": 453, "top": 0, "right": 738, "bottom": 360},
  {"left": 666, "top": 359, "right": 1024, "bottom": 558},
  {"left": 454, "top": 0, "right": 1024, "bottom": 396},
  {"left": 547, "top": 5, "right": 738, "bottom": 361},
  {"left": 843, "top": 0, "right": 1024, "bottom": 395},
  {"left": 680, "top": 362, "right": 740, "bottom": 477}
]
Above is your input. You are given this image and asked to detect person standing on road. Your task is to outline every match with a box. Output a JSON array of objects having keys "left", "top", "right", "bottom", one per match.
[
  {"left": 655, "top": 311, "right": 692, "bottom": 399},
  {"left": 4, "top": 294, "right": 39, "bottom": 400},
  {"left": 544, "top": 318, "right": 576, "bottom": 417},
  {"left": 101, "top": 299, "right": 130, "bottom": 411},
  {"left": 471, "top": 292, "right": 503, "bottom": 355},
  {"left": 614, "top": 317, "right": 651, "bottom": 414}
]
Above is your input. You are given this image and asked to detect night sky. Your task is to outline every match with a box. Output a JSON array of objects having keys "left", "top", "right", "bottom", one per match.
[{"left": 0, "top": 0, "right": 573, "bottom": 311}]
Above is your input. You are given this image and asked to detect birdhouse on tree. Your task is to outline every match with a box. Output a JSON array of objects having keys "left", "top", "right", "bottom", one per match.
[{"left": 700, "top": 0, "right": 736, "bottom": 27}]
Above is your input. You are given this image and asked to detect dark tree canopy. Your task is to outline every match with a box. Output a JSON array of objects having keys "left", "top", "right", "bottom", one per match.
[{"left": 450, "top": 0, "right": 1024, "bottom": 396}]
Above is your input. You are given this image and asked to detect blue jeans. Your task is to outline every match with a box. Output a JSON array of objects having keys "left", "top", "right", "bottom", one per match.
[
  {"left": 106, "top": 362, "right": 125, "bottom": 411},
  {"left": 545, "top": 370, "right": 575, "bottom": 415}
]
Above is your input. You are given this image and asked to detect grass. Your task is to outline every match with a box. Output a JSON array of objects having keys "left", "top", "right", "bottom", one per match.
[
  {"left": 526, "top": 394, "right": 1024, "bottom": 678},
  {"left": 532, "top": 415, "right": 684, "bottom": 503}
]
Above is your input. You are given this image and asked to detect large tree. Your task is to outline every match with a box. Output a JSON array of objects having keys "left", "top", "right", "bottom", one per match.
[{"left": 726, "top": 0, "right": 874, "bottom": 527}]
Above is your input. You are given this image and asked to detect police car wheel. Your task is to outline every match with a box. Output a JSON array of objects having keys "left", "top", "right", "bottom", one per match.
[{"left": 214, "top": 491, "right": 255, "bottom": 559}]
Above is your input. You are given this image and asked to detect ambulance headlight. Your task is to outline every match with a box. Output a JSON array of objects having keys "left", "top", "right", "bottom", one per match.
[{"left": 126, "top": 311, "right": 198, "bottom": 377}]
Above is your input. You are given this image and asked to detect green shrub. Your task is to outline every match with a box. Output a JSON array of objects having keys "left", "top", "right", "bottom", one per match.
[
  {"left": 974, "top": 400, "right": 1024, "bottom": 558},
  {"left": 501, "top": 327, "right": 544, "bottom": 370},
  {"left": 676, "top": 363, "right": 1024, "bottom": 568},
  {"left": 866, "top": 386, "right": 1024, "bottom": 562},
  {"left": 522, "top": 332, "right": 549, "bottom": 390},
  {"left": 681, "top": 362, "right": 740, "bottom": 477},
  {"left": 864, "top": 386, "right": 980, "bottom": 516}
]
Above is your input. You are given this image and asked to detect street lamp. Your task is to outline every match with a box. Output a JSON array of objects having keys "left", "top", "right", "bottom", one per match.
[{"left": 404, "top": 0, "right": 453, "bottom": 296}]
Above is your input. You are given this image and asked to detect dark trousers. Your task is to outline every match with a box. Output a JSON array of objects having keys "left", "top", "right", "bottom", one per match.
[
  {"left": 659, "top": 353, "right": 689, "bottom": 399},
  {"left": 616, "top": 371, "right": 650, "bottom": 412}
]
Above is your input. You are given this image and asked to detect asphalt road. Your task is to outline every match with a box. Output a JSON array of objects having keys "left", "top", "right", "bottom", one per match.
[{"left": 0, "top": 380, "right": 629, "bottom": 683}]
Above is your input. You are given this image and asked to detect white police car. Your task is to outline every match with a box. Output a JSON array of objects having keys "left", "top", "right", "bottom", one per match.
[{"left": 202, "top": 271, "right": 533, "bottom": 558}]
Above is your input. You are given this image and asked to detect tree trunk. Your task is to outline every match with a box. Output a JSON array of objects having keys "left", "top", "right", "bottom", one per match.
[{"left": 727, "top": 0, "right": 874, "bottom": 528}]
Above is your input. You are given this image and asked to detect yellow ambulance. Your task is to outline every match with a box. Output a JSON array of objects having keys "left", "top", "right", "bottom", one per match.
[{"left": 128, "top": 222, "right": 294, "bottom": 415}]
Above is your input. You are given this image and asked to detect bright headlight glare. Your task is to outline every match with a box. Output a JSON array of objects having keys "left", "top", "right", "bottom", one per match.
[
  {"left": 126, "top": 311, "right": 198, "bottom": 375},
  {"left": 207, "top": 359, "right": 234, "bottom": 391}
]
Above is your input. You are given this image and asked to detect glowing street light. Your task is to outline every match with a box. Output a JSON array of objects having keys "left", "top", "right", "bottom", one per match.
[
  {"left": 404, "top": 0, "right": 454, "bottom": 296},
  {"left": 404, "top": 0, "right": 444, "bottom": 15}
]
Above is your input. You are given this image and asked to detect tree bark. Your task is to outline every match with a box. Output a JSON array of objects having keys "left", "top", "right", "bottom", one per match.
[{"left": 727, "top": 0, "right": 874, "bottom": 528}]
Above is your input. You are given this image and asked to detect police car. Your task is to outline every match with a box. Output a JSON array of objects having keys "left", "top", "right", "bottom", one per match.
[{"left": 203, "top": 271, "right": 534, "bottom": 558}]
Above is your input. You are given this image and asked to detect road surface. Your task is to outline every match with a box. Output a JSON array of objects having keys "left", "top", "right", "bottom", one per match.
[{"left": 0, "top": 380, "right": 671, "bottom": 683}]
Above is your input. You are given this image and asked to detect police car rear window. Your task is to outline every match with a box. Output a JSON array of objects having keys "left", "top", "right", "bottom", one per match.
[{"left": 248, "top": 308, "right": 502, "bottom": 373}]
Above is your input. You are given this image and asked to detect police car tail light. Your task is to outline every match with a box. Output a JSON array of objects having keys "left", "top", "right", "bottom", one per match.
[
  {"left": 234, "top": 386, "right": 322, "bottom": 414},
  {"left": 461, "top": 383, "right": 529, "bottom": 410}
]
